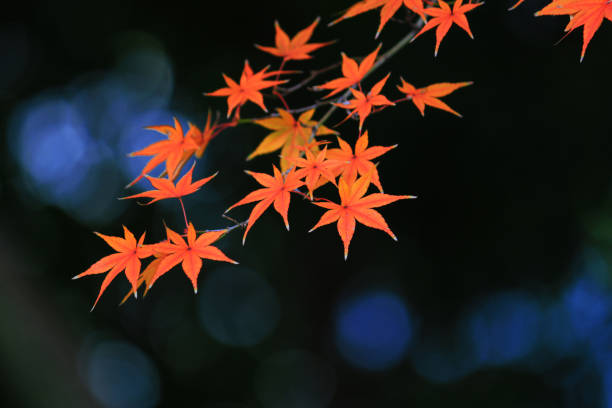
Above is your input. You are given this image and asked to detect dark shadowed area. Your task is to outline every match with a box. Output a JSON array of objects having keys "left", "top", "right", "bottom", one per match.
[{"left": 2, "top": 0, "right": 612, "bottom": 407}]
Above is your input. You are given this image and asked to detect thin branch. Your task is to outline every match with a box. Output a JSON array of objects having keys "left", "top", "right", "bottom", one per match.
[
  {"left": 198, "top": 217, "right": 248, "bottom": 235},
  {"left": 224, "top": 219, "right": 249, "bottom": 234},
  {"left": 239, "top": 92, "right": 347, "bottom": 121},
  {"left": 222, "top": 214, "right": 241, "bottom": 225},
  {"left": 277, "top": 61, "right": 342, "bottom": 95},
  {"left": 284, "top": 101, "right": 334, "bottom": 114}
]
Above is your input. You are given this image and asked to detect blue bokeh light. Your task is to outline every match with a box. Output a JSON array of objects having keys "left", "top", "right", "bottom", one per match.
[
  {"left": 563, "top": 278, "right": 612, "bottom": 342},
  {"left": 537, "top": 301, "right": 579, "bottom": 361},
  {"left": 603, "top": 364, "right": 612, "bottom": 408},
  {"left": 7, "top": 38, "right": 174, "bottom": 225},
  {"left": 464, "top": 292, "right": 541, "bottom": 366},
  {"left": 562, "top": 275, "right": 612, "bottom": 408},
  {"left": 198, "top": 267, "right": 280, "bottom": 347},
  {"left": 13, "top": 97, "right": 95, "bottom": 200},
  {"left": 86, "top": 341, "right": 160, "bottom": 408},
  {"left": 335, "top": 291, "right": 412, "bottom": 371}
]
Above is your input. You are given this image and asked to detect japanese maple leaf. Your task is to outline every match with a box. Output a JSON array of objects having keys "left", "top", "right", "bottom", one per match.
[
  {"left": 536, "top": 0, "right": 612, "bottom": 61},
  {"left": 127, "top": 117, "right": 199, "bottom": 187},
  {"left": 225, "top": 166, "right": 304, "bottom": 244},
  {"left": 73, "top": 226, "right": 153, "bottom": 310},
  {"left": 164, "top": 112, "right": 220, "bottom": 184},
  {"left": 120, "top": 163, "right": 217, "bottom": 204},
  {"left": 191, "top": 110, "right": 217, "bottom": 159},
  {"left": 334, "top": 73, "right": 395, "bottom": 131},
  {"left": 315, "top": 44, "right": 381, "bottom": 98},
  {"left": 120, "top": 251, "right": 167, "bottom": 304},
  {"left": 397, "top": 79, "right": 472, "bottom": 117},
  {"left": 149, "top": 223, "right": 238, "bottom": 293},
  {"left": 330, "top": 0, "right": 426, "bottom": 38},
  {"left": 250, "top": 108, "right": 336, "bottom": 172},
  {"left": 535, "top": 0, "right": 581, "bottom": 15},
  {"left": 255, "top": 18, "right": 333, "bottom": 61},
  {"left": 309, "top": 171, "right": 415, "bottom": 259},
  {"left": 508, "top": 0, "right": 525, "bottom": 10},
  {"left": 290, "top": 147, "right": 339, "bottom": 199},
  {"left": 412, "top": 0, "right": 483, "bottom": 56},
  {"left": 326, "top": 131, "right": 396, "bottom": 192},
  {"left": 206, "top": 60, "right": 288, "bottom": 118}
]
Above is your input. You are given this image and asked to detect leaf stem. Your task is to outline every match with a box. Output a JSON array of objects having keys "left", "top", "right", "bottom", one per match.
[
  {"left": 178, "top": 198, "right": 189, "bottom": 229},
  {"left": 272, "top": 59, "right": 286, "bottom": 92}
]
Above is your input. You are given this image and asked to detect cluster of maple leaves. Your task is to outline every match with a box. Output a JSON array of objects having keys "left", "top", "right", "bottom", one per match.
[{"left": 76, "top": 0, "right": 610, "bottom": 309}]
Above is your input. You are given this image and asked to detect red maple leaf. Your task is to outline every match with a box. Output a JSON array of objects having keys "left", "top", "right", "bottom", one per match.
[
  {"left": 315, "top": 44, "right": 381, "bottom": 98},
  {"left": 508, "top": 0, "right": 525, "bottom": 10},
  {"left": 535, "top": 0, "right": 581, "bottom": 15},
  {"left": 150, "top": 223, "right": 238, "bottom": 293},
  {"left": 190, "top": 110, "right": 217, "bottom": 159},
  {"left": 250, "top": 108, "right": 336, "bottom": 172},
  {"left": 255, "top": 18, "right": 333, "bottom": 61},
  {"left": 334, "top": 73, "right": 395, "bottom": 131},
  {"left": 206, "top": 60, "right": 288, "bottom": 117},
  {"left": 536, "top": 0, "right": 612, "bottom": 61},
  {"left": 225, "top": 166, "right": 304, "bottom": 244},
  {"left": 397, "top": 79, "right": 472, "bottom": 117},
  {"left": 412, "top": 0, "right": 483, "bottom": 56},
  {"left": 73, "top": 226, "right": 153, "bottom": 310},
  {"left": 326, "top": 131, "right": 396, "bottom": 192},
  {"left": 329, "top": 0, "right": 426, "bottom": 38},
  {"left": 120, "top": 252, "right": 167, "bottom": 304},
  {"left": 290, "top": 146, "right": 339, "bottom": 199},
  {"left": 309, "top": 171, "right": 415, "bottom": 259},
  {"left": 127, "top": 117, "right": 199, "bottom": 187},
  {"left": 120, "top": 163, "right": 217, "bottom": 204}
]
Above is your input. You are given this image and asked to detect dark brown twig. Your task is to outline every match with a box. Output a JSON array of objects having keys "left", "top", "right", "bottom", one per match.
[{"left": 277, "top": 61, "right": 342, "bottom": 95}]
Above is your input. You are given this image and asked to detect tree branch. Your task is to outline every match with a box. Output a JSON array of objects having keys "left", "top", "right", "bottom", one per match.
[{"left": 276, "top": 61, "right": 342, "bottom": 95}]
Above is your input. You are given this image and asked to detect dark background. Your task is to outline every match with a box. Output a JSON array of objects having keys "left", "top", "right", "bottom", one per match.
[{"left": 2, "top": 0, "right": 612, "bottom": 407}]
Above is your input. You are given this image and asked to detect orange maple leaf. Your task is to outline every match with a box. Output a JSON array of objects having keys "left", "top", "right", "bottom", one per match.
[
  {"left": 120, "top": 251, "right": 167, "bottom": 305},
  {"left": 255, "top": 18, "right": 334, "bottom": 61},
  {"left": 315, "top": 44, "right": 381, "bottom": 98},
  {"left": 120, "top": 163, "right": 217, "bottom": 204},
  {"left": 536, "top": 0, "right": 612, "bottom": 62},
  {"left": 334, "top": 73, "right": 395, "bottom": 132},
  {"left": 290, "top": 147, "right": 339, "bottom": 199},
  {"left": 225, "top": 166, "right": 304, "bottom": 244},
  {"left": 397, "top": 79, "right": 472, "bottom": 117},
  {"left": 190, "top": 110, "right": 217, "bottom": 159},
  {"left": 250, "top": 108, "right": 336, "bottom": 172},
  {"left": 326, "top": 131, "right": 396, "bottom": 192},
  {"left": 73, "top": 226, "right": 153, "bottom": 310},
  {"left": 412, "top": 0, "right": 483, "bottom": 56},
  {"left": 535, "top": 0, "right": 581, "bottom": 15},
  {"left": 330, "top": 0, "right": 426, "bottom": 38},
  {"left": 127, "top": 118, "right": 199, "bottom": 187},
  {"left": 508, "top": 0, "right": 525, "bottom": 10},
  {"left": 206, "top": 60, "right": 288, "bottom": 118},
  {"left": 309, "top": 170, "right": 415, "bottom": 259},
  {"left": 164, "top": 114, "right": 215, "bottom": 183},
  {"left": 149, "top": 223, "right": 238, "bottom": 293}
]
